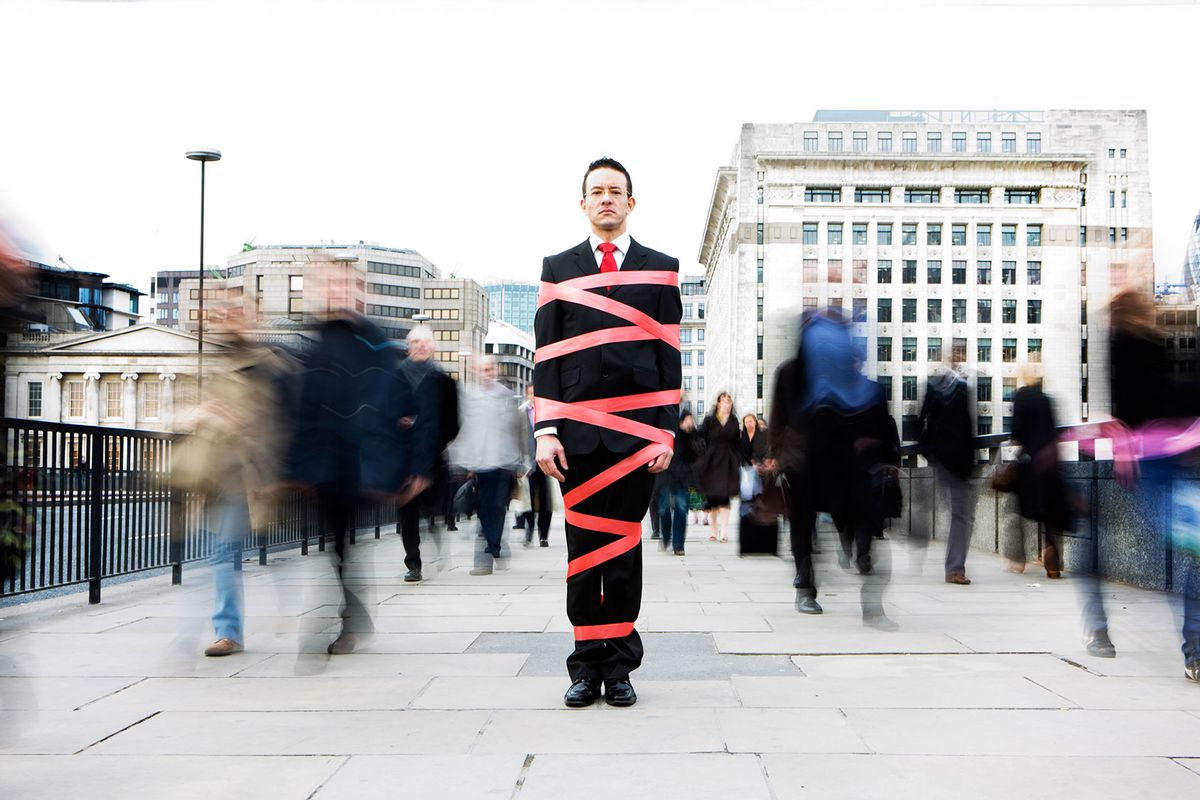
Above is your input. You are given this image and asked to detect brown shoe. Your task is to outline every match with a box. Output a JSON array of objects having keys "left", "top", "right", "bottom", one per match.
[
  {"left": 204, "top": 638, "right": 243, "bottom": 657},
  {"left": 327, "top": 633, "right": 357, "bottom": 655},
  {"left": 945, "top": 573, "right": 972, "bottom": 585}
]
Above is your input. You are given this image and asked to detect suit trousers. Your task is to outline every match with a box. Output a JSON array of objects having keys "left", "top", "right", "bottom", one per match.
[
  {"left": 564, "top": 449, "right": 654, "bottom": 683},
  {"left": 524, "top": 465, "right": 553, "bottom": 544}
]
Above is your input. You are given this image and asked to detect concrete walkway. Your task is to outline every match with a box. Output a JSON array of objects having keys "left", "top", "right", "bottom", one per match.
[{"left": 2, "top": 518, "right": 1199, "bottom": 799}]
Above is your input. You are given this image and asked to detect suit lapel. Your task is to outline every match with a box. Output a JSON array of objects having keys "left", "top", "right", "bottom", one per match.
[
  {"left": 623, "top": 237, "right": 649, "bottom": 271},
  {"left": 572, "top": 239, "right": 596, "bottom": 279}
]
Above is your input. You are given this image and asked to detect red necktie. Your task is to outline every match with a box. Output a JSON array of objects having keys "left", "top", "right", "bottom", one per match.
[{"left": 598, "top": 242, "right": 618, "bottom": 273}]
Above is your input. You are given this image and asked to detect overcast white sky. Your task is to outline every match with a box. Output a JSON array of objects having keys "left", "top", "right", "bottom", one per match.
[{"left": 1, "top": 0, "right": 1197, "bottom": 296}]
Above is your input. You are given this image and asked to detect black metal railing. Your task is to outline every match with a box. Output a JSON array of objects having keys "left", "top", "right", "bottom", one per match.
[{"left": 0, "top": 418, "right": 398, "bottom": 603}]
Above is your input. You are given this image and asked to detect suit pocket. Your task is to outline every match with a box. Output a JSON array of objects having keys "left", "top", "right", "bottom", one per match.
[
  {"left": 561, "top": 366, "right": 582, "bottom": 388},
  {"left": 633, "top": 365, "right": 661, "bottom": 389}
]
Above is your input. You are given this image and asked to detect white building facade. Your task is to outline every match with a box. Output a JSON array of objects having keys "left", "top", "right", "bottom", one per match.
[
  {"left": 699, "top": 110, "right": 1152, "bottom": 436},
  {"left": 680, "top": 273, "right": 709, "bottom": 414}
]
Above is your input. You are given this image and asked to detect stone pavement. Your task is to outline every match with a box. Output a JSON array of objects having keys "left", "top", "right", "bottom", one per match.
[{"left": 2, "top": 517, "right": 1200, "bottom": 799}]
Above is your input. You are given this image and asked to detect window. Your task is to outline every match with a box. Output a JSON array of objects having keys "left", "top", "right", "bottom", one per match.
[
  {"left": 1027, "top": 224, "right": 1042, "bottom": 247},
  {"left": 856, "top": 187, "right": 890, "bottom": 204},
  {"left": 877, "top": 259, "right": 892, "bottom": 283},
  {"left": 757, "top": 223, "right": 763, "bottom": 244},
  {"left": 977, "top": 132, "right": 992, "bottom": 152},
  {"left": 698, "top": 376, "right": 705, "bottom": 395},
  {"left": 288, "top": 297, "right": 304, "bottom": 314},
  {"left": 682, "top": 304, "right": 694, "bottom": 320},
  {"left": 977, "top": 337, "right": 992, "bottom": 361},
  {"left": 802, "top": 222, "right": 818, "bottom": 244},
  {"left": 928, "top": 337, "right": 943, "bottom": 362},
  {"left": 1121, "top": 190, "right": 1127, "bottom": 209},
  {"left": 757, "top": 257, "right": 763, "bottom": 283},
  {"left": 905, "top": 187, "right": 939, "bottom": 204},
  {"left": 952, "top": 298, "right": 966, "bottom": 323},
  {"left": 902, "top": 223, "right": 918, "bottom": 246},
  {"left": 1001, "top": 224, "right": 1017, "bottom": 247},
  {"left": 927, "top": 260, "right": 942, "bottom": 284},
  {"left": 1120, "top": 147, "right": 1127, "bottom": 158},
  {"left": 1002, "top": 132, "right": 1016, "bottom": 153},
  {"left": 977, "top": 378, "right": 992, "bottom": 402},
  {"left": 827, "top": 260, "right": 843, "bottom": 282},
  {"left": 805, "top": 187, "right": 841, "bottom": 203},
  {"left": 852, "top": 297, "right": 867, "bottom": 322},
  {"left": 1028, "top": 299, "right": 1042, "bottom": 324},
  {"left": 802, "top": 297, "right": 817, "bottom": 311},
  {"left": 977, "top": 299, "right": 992, "bottom": 323},
  {"left": 952, "top": 337, "right": 967, "bottom": 363},
  {"left": 1027, "top": 132, "right": 1041, "bottom": 153},
  {"left": 852, "top": 259, "right": 867, "bottom": 284},
  {"left": 902, "top": 298, "right": 917, "bottom": 322},
  {"left": 435, "top": 329, "right": 460, "bottom": 341},
  {"left": 902, "top": 375, "right": 918, "bottom": 400},
  {"left": 977, "top": 224, "right": 992, "bottom": 247},
  {"left": 828, "top": 132, "right": 843, "bottom": 152},
  {"left": 680, "top": 328, "right": 692, "bottom": 344},
  {"left": 682, "top": 351, "right": 692, "bottom": 366},
  {"left": 955, "top": 188, "right": 989, "bottom": 204},
  {"left": 877, "top": 337, "right": 892, "bottom": 361},
  {"left": 852, "top": 222, "right": 868, "bottom": 245},
  {"left": 1028, "top": 338, "right": 1043, "bottom": 360},
  {"left": 27, "top": 382, "right": 42, "bottom": 417},
  {"left": 1108, "top": 147, "right": 1115, "bottom": 158},
  {"left": 803, "top": 131, "right": 818, "bottom": 152},
  {"left": 1002, "top": 261, "right": 1017, "bottom": 285},
  {"left": 289, "top": 275, "right": 303, "bottom": 292},
  {"left": 927, "top": 223, "right": 942, "bottom": 246},
  {"left": 683, "top": 376, "right": 692, "bottom": 391},
  {"left": 1109, "top": 227, "right": 1117, "bottom": 243},
  {"left": 978, "top": 416, "right": 993, "bottom": 436},
  {"left": 878, "top": 376, "right": 892, "bottom": 401},
  {"left": 951, "top": 224, "right": 967, "bottom": 246},
  {"left": 803, "top": 259, "right": 818, "bottom": 283},
  {"left": 927, "top": 132, "right": 942, "bottom": 152},
  {"left": 1121, "top": 227, "right": 1128, "bottom": 243},
  {"left": 878, "top": 132, "right": 893, "bottom": 152},
  {"left": 1109, "top": 190, "right": 1115, "bottom": 209},
  {"left": 368, "top": 261, "right": 424, "bottom": 278},
  {"left": 1005, "top": 188, "right": 1039, "bottom": 205},
  {"left": 142, "top": 380, "right": 161, "bottom": 420},
  {"left": 757, "top": 297, "right": 764, "bottom": 322},
  {"left": 426, "top": 308, "right": 459, "bottom": 320},
  {"left": 902, "top": 260, "right": 917, "bottom": 284},
  {"left": 952, "top": 260, "right": 967, "bottom": 284},
  {"left": 104, "top": 382, "right": 122, "bottom": 419},
  {"left": 927, "top": 298, "right": 942, "bottom": 323},
  {"left": 952, "top": 131, "right": 966, "bottom": 152},
  {"left": 1002, "top": 338, "right": 1017, "bottom": 362},
  {"left": 1027, "top": 261, "right": 1041, "bottom": 285},
  {"left": 877, "top": 298, "right": 892, "bottom": 322},
  {"left": 902, "top": 132, "right": 917, "bottom": 152},
  {"left": 853, "top": 131, "right": 868, "bottom": 152},
  {"left": 369, "top": 283, "right": 421, "bottom": 299},
  {"left": 424, "top": 288, "right": 461, "bottom": 300},
  {"left": 1002, "top": 378, "right": 1017, "bottom": 402},
  {"left": 1002, "top": 299, "right": 1017, "bottom": 323},
  {"left": 67, "top": 381, "right": 84, "bottom": 418}
]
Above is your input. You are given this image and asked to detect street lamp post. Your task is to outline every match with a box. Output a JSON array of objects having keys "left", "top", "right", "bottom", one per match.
[{"left": 185, "top": 149, "right": 221, "bottom": 397}]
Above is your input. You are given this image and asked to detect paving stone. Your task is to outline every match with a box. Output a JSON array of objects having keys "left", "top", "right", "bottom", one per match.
[
  {"left": 0, "top": 676, "right": 140, "bottom": 710},
  {"left": 313, "top": 754, "right": 525, "bottom": 799},
  {"left": 732, "top": 674, "right": 1070, "bottom": 709},
  {"left": 519, "top": 753, "right": 771, "bottom": 800},
  {"left": 474, "top": 708, "right": 725, "bottom": 754},
  {"left": 413, "top": 677, "right": 739, "bottom": 710},
  {"left": 237, "top": 653, "right": 527, "bottom": 678},
  {"left": 717, "top": 708, "right": 872, "bottom": 753},
  {"left": 87, "top": 676, "right": 431, "bottom": 713}
]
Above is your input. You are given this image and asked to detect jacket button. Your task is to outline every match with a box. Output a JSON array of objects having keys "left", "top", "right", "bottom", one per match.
[{"left": 601, "top": 372, "right": 609, "bottom": 379}]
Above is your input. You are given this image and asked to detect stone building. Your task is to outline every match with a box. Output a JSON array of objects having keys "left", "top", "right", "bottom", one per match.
[
  {"left": 699, "top": 110, "right": 1152, "bottom": 435},
  {"left": 484, "top": 319, "right": 534, "bottom": 395}
]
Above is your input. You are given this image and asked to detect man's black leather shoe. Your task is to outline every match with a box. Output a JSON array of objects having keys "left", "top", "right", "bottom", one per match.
[
  {"left": 604, "top": 679, "right": 637, "bottom": 707},
  {"left": 563, "top": 679, "right": 601, "bottom": 708}
]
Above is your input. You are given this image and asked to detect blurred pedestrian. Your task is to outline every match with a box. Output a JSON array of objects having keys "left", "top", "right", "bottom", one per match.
[
  {"left": 1010, "top": 363, "right": 1070, "bottom": 580},
  {"left": 697, "top": 392, "right": 740, "bottom": 543},
  {"left": 658, "top": 410, "right": 700, "bottom": 555},
  {"left": 518, "top": 384, "right": 554, "bottom": 547},
  {"left": 452, "top": 356, "right": 529, "bottom": 575},
  {"left": 741, "top": 414, "right": 768, "bottom": 468},
  {"left": 915, "top": 363, "right": 977, "bottom": 585},
  {"left": 398, "top": 326, "right": 457, "bottom": 582}
]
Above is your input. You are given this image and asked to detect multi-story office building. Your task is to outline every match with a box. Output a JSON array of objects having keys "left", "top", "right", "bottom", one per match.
[
  {"left": 23, "top": 261, "right": 143, "bottom": 333},
  {"left": 484, "top": 319, "right": 535, "bottom": 395},
  {"left": 175, "top": 244, "right": 487, "bottom": 379},
  {"left": 680, "top": 273, "right": 709, "bottom": 413},
  {"left": 151, "top": 269, "right": 223, "bottom": 328},
  {"left": 1155, "top": 293, "right": 1200, "bottom": 378},
  {"left": 699, "top": 110, "right": 1152, "bottom": 435},
  {"left": 484, "top": 280, "right": 538, "bottom": 335}
]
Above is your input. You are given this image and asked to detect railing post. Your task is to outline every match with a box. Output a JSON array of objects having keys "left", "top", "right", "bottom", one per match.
[
  {"left": 168, "top": 486, "right": 184, "bottom": 585},
  {"left": 86, "top": 431, "right": 105, "bottom": 604},
  {"left": 374, "top": 503, "right": 381, "bottom": 539},
  {"left": 299, "top": 496, "right": 309, "bottom": 556}
]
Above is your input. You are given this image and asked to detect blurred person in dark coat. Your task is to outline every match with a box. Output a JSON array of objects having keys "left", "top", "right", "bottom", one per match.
[
  {"left": 289, "top": 264, "right": 428, "bottom": 655},
  {"left": 397, "top": 325, "right": 457, "bottom": 582},
  {"left": 658, "top": 410, "right": 700, "bottom": 555},
  {"left": 916, "top": 363, "right": 977, "bottom": 584},
  {"left": 769, "top": 308, "right": 900, "bottom": 626},
  {"left": 1010, "top": 364, "right": 1070, "bottom": 582},
  {"left": 696, "top": 392, "right": 741, "bottom": 543}
]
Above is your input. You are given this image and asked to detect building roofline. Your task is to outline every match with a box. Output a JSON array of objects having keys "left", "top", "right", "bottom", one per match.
[
  {"left": 753, "top": 152, "right": 1091, "bottom": 168},
  {"left": 698, "top": 167, "right": 738, "bottom": 267}
]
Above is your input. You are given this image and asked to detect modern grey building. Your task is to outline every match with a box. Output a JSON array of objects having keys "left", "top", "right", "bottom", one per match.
[
  {"left": 484, "top": 280, "right": 538, "bottom": 335},
  {"left": 699, "top": 110, "right": 1153, "bottom": 434}
]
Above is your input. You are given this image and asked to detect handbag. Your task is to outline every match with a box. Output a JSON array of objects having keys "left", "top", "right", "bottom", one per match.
[
  {"left": 739, "top": 465, "right": 763, "bottom": 501},
  {"left": 453, "top": 477, "right": 478, "bottom": 517},
  {"left": 991, "top": 462, "right": 1018, "bottom": 493}
]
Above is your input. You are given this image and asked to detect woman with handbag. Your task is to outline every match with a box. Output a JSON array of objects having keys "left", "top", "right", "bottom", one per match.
[
  {"left": 696, "top": 392, "right": 741, "bottom": 543},
  {"left": 1010, "top": 364, "right": 1071, "bottom": 580}
]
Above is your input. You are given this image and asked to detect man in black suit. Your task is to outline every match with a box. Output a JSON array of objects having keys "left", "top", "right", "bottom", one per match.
[{"left": 534, "top": 157, "right": 682, "bottom": 708}]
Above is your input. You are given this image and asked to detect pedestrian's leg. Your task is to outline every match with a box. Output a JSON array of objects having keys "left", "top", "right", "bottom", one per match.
[
  {"left": 400, "top": 500, "right": 422, "bottom": 573},
  {"left": 786, "top": 471, "right": 817, "bottom": 599},
  {"left": 326, "top": 497, "right": 371, "bottom": 638},
  {"left": 671, "top": 487, "right": 688, "bottom": 552},
  {"left": 658, "top": 488, "right": 672, "bottom": 550},
  {"left": 211, "top": 490, "right": 248, "bottom": 648},
  {"left": 943, "top": 469, "right": 974, "bottom": 579}
]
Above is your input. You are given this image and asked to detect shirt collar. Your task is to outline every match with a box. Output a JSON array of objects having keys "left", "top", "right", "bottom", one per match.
[{"left": 589, "top": 232, "right": 631, "bottom": 257}]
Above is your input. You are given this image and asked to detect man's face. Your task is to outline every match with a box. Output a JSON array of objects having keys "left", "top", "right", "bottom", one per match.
[
  {"left": 408, "top": 336, "right": 434, "bottom": 363},
  {"left": 581, "top": 167, "right": 635, "bottom": 237}
]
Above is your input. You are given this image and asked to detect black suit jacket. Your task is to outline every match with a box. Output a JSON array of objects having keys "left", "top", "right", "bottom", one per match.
[{"left": 534, "top": 237, "right": 682, "bottom": 456}]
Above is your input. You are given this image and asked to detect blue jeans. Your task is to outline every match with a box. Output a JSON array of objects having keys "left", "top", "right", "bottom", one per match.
[
  {"left": 658, "top": 486, "right": 688, "bottom": 551},
  {"left": 475, "top": 470, "right": 513, "bottom": 557},
  {"left": 210, "top": 489, "right": 249, "bottom": 643}
]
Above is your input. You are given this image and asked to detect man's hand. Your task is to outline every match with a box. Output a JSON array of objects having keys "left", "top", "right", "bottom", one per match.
[
  {"left": 647, "top": 449, "right": 673, "bottom": 474},
  {"left": 536, "top": 434, "right": 569, "bottom": 482},
  {"left": 398, "top": 475, "right": 431, "bottom": 506}
]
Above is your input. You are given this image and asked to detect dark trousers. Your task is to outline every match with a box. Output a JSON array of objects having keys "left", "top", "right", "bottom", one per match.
[
  {"left": 564, "top": 449, "right": 653, "bottom": 683},
  {"left": 321, "top": 493, "right": 372, "bottom": 635},
  {"left": 523, "top": 466, "right": 553, "bottom": 543},
  {"left": 785, "top": 470, "right": 816, "bottom": 596},
  {"left": 400, "top": 499, "right": 423, "bottom": 571},
  {"left": 659, "top": 485, "right": 689, "bottom": 552},
  {"left": 476, "top": 469, "right": 513, "bottom": 557}
]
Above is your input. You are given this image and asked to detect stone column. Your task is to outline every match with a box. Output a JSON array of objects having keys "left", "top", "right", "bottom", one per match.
[
  {"left": 4, "top": 372, "right": 17, "bottom": 417},
  {"left": 122, "top": 372, "right": 139, "bottom": 429},
  {"left": 47, "top": 372, "right": 63, "bottom": 422},
  {"left": 160, "top": 373, "right": 176, "bottom": 431},
  {"left": 83, "top": 371, "right": 101, "bottom": 425}
]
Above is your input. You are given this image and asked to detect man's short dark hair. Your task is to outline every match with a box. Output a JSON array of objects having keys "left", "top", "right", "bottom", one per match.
[{"left": 582, "top": 157, "right": 632, "bottom": 198}]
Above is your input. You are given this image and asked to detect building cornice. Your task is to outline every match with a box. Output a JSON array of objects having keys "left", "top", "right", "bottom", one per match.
[
  {"left": 753, "top": 152, "right": 1092, "bottom": 169},
  {"left": 698, "top": 167, "right": 738, "bottom": 268}
]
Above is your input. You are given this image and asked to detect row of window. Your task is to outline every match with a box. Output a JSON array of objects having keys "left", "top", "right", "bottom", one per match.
[
  {"left": 682, "top": 375, "right": 707, "bottom": 395},
  {"left": 806, "top": 258, "right": 1042, "bottom": 286},
  {"left": 802, "top": 130, "right": 1042, "bottom": 155},
  {"left": 797, "top": 221, "right": 1044, "bottom": 247},
  {"left": 679, "top": 328, "right": 707, "bottom": 344},
  {"left": 368, "top": 282, "right": 421, "bottom": 299},
  {"left": 682, "top": 303, "right": 706, "bottom": 320},
  {"left": 838, "top": 296, "right": 1042, "bottom": 324},
  {"left": 366, "top": 303, "right": 420, "bottom": 319},
  {"left": 367, "top": 261, "right": 425, "bottom": 279},
  {"left": 801, "top": 187, "right": 1041, "bottom": 205},
  {"left": 425, "top": 288, "right": 461, "bottom": 300},
  {"left": 875, "top": 335, "right": 1041, "bottom": 364},
  {"left": 681, "top": 350, "right": 706, "bottom": 367},
  {"left": 27, "top": 380, "right": 162, "bottom": 420}
]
